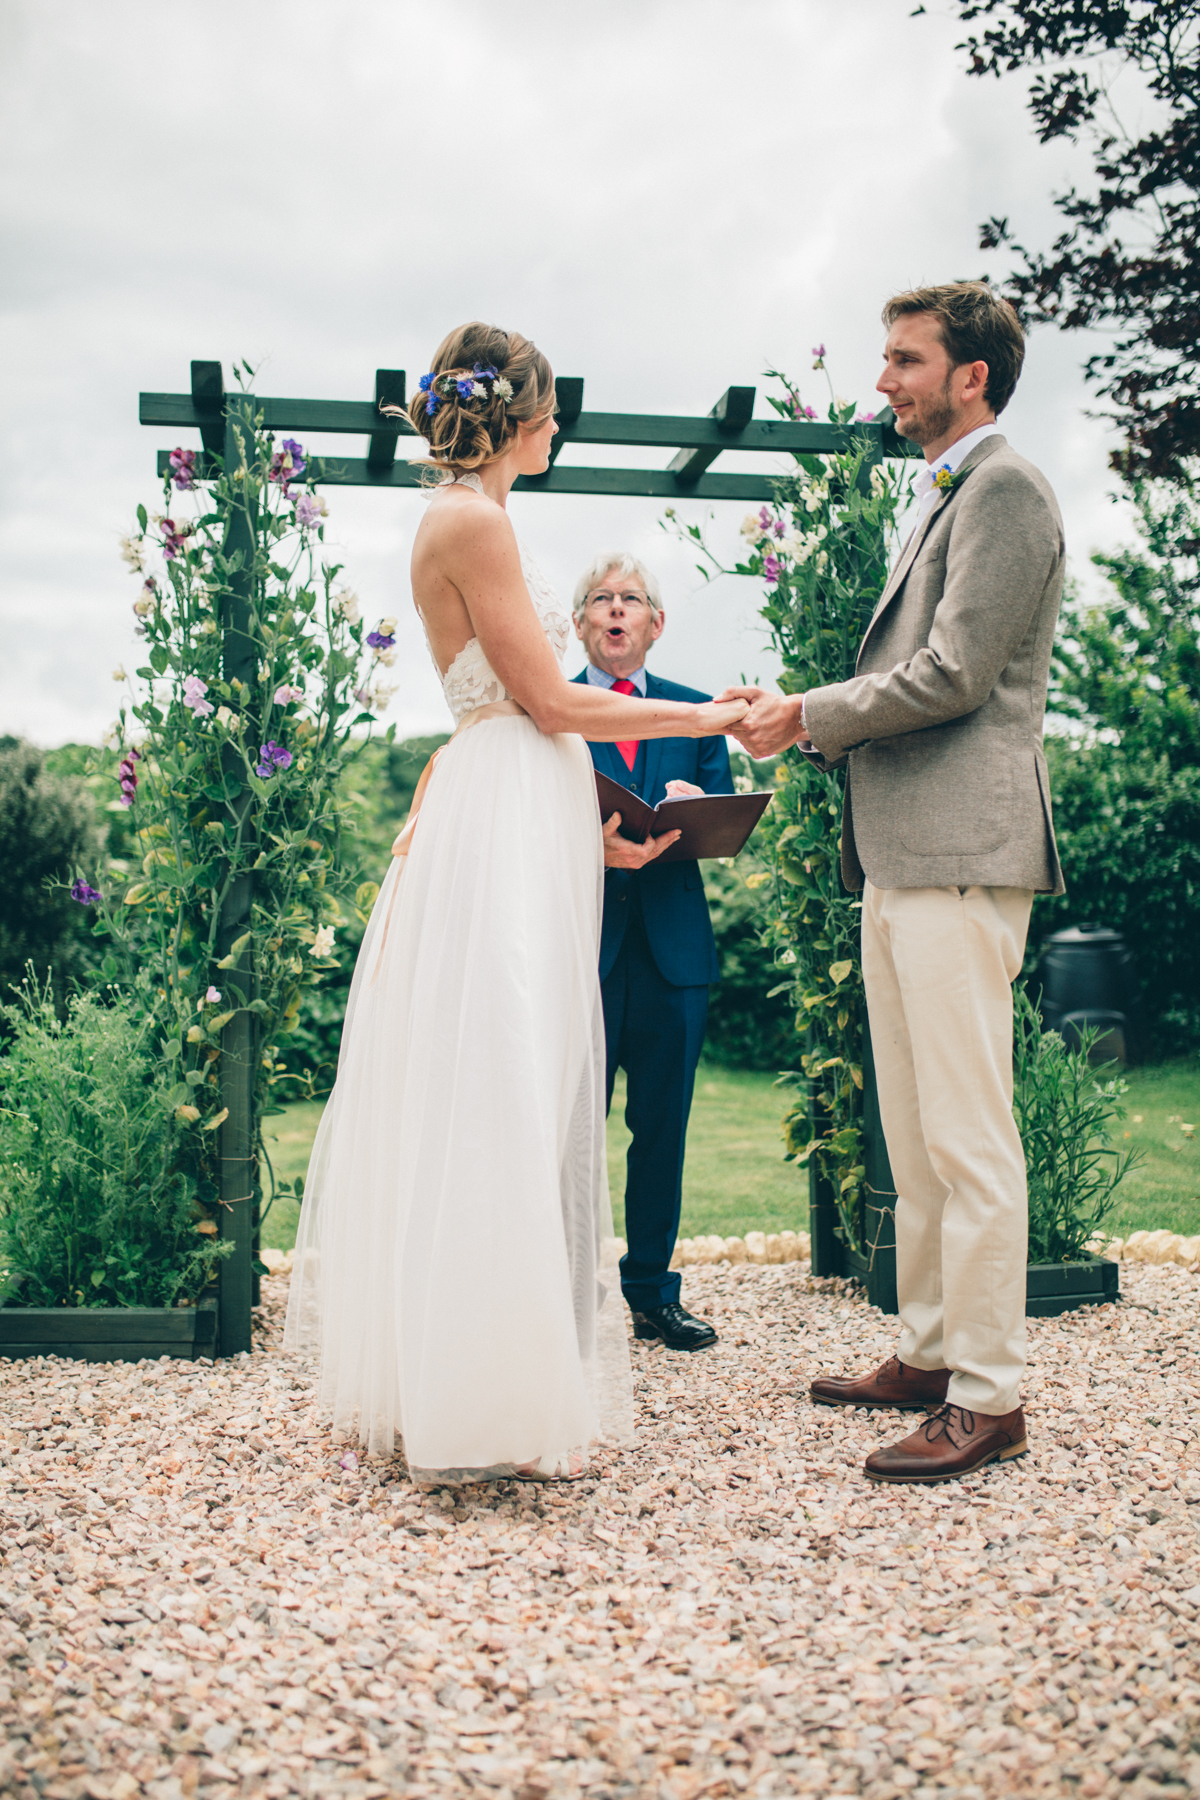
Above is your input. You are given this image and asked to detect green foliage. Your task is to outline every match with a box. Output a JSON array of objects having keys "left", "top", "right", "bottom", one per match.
[
  {"left": 0, "top": 740, "right": 103, "bottom": 1007},
  {"left": 0, "top": 975, "right": 230, "bottom": 1307},
  {"left": 701, "top": 859, "right": 794, "bottom": 1072},
  {"left": 1039, "top": 482, "right": 1200, "bottom": 1050},
  {"left": 1014, "top": 985, "right": 1143, "bottom": 1264},
  {"left": 669, "top": 368, "right": 914, "bottom": 1251},
  {"left": 72, "top": 394, "right": 390, "bottom": 1233}
]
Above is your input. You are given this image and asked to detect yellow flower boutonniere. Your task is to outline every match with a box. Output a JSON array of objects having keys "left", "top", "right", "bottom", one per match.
[{"left": 933, "top": 465, "right": 962, "bottom": 495}]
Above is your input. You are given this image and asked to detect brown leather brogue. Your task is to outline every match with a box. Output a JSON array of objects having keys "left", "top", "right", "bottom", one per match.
[
  {"left": 864, "top": 1403, "right": 1027, "bottom": 1484},
  {"left": 810, "top": 1354, "right": 951, "bottom": 1411}
]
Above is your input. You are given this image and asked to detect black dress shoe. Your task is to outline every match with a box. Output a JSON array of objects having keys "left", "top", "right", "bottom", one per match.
[{"left": 630, "top": 1302, "right": 718, "bottom": 1351}]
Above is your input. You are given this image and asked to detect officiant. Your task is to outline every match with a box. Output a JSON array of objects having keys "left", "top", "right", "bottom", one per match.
[{"left": 572, "top": 553, "right": 733, "bottom": 1353}]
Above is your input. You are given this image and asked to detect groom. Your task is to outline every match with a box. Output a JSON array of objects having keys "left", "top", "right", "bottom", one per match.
[
  {"left": 724, "top": 282, "right": 1066, "bottom": 1483},
  {"left": 572, "top": 553, "right": 732, "bottom": 1353}
]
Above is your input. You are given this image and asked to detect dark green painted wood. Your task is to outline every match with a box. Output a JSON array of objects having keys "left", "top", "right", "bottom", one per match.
[
  {"left": 216, "top": 395, "right": 258, "bottom": 1357},
  {"left": 547, "top": 377, "right": 583, "bottom": 466},
  {"left": 190, "top": 362, "right": 224, "bottom": 455},
  {"left": 1026, "top": 1257, "right": 1119, "bottom": 1301},
  {"left": 306, "top": 458, "right": 821, "bottom": 503},
  {"left": 0, "top": 1298, "right": 217, "bottom": 1362},
  {"left": 368, "top": 370, "right": 406, "bottom": 472},
  {"left": 668, "top": 386, "right": 757, "bottom": 482},
  {"left": 142, "top": 391, "right": 905, "bottom": 457}
]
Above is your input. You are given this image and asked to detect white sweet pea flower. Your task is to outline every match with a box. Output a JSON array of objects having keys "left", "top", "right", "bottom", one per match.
[
  {"left": 815, "top": 550, "right": 829, "bottom": 574},
  {"left": 101, "top": 721, "right": 122, "bottom": 750},
  {"left": 375, "top": 647, "right": 397, "bottom": 667},
  {"left": 739, "top": 514, "right": 763, "bottom": 543},
  {"left": 118, "top": 534, "right": 144, "bottom": 573},
  {"left": 378, "top": 616, "right": 398, "bottom": 636},
  {"left": 335, "top": 589, "right": 362, "bottom": 626},
  {"left": 215, "top": 705, "right": 235, "bottom": 728},
  {"left": 310, "top": 924, "right": 336, "bottom": 958},
  {"left": 112, "top": 665, "right": 127, "bottom": 682}
]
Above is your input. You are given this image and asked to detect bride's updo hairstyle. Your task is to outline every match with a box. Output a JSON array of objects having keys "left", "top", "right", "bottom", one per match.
[{"left": 400, "top": 322, "right": 555, "bottom": 475}]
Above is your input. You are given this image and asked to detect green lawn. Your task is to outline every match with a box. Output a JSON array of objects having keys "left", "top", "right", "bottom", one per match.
[
  {"left": 1104, "top": 1058, "right": 1200, "bottom": 1238},
  {"left": 259, "top": 1056, "right": 1200, "bottom": 1255}
]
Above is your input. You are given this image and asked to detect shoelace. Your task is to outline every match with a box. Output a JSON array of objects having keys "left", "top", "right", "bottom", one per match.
[{"left": 922, "top": 1404, "right": 976, "bottom": 1442}]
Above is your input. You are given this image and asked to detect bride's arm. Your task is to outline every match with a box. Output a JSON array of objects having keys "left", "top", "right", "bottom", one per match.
[{"left": 439, "top": 506, "right": 744, "bottom": 741}]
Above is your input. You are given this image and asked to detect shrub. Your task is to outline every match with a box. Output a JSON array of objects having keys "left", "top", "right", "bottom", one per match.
[
  {"left": 0, "top": 740, "right": 102, "bottom": 1007},
  {"left": 1014, "top": 985, "right": 1142, "bottom": 1264},
  {"left": 0, "top": 976, "right": 229, "bottom": 1307},
  {"left": 1039, "top": 480, "right": 1200, "bottom": 1052}
]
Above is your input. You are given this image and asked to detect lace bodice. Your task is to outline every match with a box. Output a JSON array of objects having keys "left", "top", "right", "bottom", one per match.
[{"left": 424, "top": 474, "right": 571, "bottom": 724}]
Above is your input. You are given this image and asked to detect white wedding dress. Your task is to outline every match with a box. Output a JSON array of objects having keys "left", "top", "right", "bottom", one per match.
[{"left": 284, "top": 479, "right": 634, "bottom": 1484}]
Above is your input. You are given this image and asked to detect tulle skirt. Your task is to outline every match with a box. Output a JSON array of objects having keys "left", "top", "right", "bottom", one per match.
[{"left": 283, "top": 716, "right": 634, "bottom": 1482}]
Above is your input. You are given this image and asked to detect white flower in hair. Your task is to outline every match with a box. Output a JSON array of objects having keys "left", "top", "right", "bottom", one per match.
[
  {"left": 493, "top": 376, "right": 514, "bottom": 402},
  {"left": 470, "top": 381, "right": 488, "bottom": 399}
]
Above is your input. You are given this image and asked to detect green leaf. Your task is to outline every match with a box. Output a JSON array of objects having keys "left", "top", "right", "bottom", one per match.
[
  {"left": 136, "top": 504, "right": 148, "bottom": 530},
  {"left": 149, "top": 644, "right": 169, "bottom": 675},
  {"left": 829, "top": 960, "right": 853, "bottom": 985},
  {"left": 90, "top": 1269, "right": 105, "bottom": 1289}
]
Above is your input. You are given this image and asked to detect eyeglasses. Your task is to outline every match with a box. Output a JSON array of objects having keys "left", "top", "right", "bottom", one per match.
[{"left": 585, "top": 590, "right": 651, "bottom": 611}]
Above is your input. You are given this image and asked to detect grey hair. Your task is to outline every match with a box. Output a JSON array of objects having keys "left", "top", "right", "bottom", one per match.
[{"left": 571, "top": 552, "right": 663, "bottom": 622}]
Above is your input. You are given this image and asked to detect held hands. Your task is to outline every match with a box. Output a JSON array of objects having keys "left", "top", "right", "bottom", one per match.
[
  {"left": 694, "top": 697, "right": 749, "bottom": 737},
  {"left": 714, "top": 685, "right": 809, "bottom": 758},
  {"left": 602, "top": 812, "right": 681, "bottom": 869}
]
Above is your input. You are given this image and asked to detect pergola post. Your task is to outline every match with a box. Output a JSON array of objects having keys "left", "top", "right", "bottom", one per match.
[{"left": 215, "top": 388, "right": 259, "bottom": 1355}]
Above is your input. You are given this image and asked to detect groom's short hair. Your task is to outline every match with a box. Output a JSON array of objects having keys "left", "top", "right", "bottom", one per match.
[
  {"left": 882, "top": 282, "right": 1025, "bottom": 415},
  {"left": 572, "top": 552, "right": 663, "bottom": 622}
]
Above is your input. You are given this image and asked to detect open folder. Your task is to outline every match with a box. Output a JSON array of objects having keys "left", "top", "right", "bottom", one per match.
[{"left": 594, "top": 769, "right": 773, "bottom": 864}]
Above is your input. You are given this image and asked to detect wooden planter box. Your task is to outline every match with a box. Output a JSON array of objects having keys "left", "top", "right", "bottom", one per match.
[
  {"left": 1026, "top": 1255, "right": 1119, "bottom": 1316},
  {"left": 0, "top": 1295, "right": 217, "bottom": 1363}
]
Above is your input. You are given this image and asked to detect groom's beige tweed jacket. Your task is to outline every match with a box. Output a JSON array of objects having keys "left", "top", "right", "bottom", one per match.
[{"left": 804, "top": 433, "right": 1066, "bottom": 896}]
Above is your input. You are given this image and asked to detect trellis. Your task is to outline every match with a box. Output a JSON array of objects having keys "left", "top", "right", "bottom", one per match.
[{"left": 139, "top": 362, "right": 919, "bottom": 1351}]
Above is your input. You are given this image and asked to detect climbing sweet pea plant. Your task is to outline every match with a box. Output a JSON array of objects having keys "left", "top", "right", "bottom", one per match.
[
  {"left": 670, "top": 359, "right": 913, "bottom": 1252},
  {"left": 77, "top": 393, "right": 395, "bottom": 1248}
]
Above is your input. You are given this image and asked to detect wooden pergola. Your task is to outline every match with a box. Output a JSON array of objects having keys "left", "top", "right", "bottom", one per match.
[{"left": 140, "top": 362, "right": 920, "bottom": 1352}]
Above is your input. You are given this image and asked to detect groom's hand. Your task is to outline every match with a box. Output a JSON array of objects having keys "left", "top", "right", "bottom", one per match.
[
  {"left": 715, "top": 686, "right": 809, "bottom": 757},
  {"left": 602, "top": 813, "right": 681, "bottom": 869}
]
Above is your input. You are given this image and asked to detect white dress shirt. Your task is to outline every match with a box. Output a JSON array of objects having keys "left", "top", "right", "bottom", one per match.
[
  {"left": 585, "top": 662, "right": 647, "bottom": 695},
  {"left": 910, "top": 421, "right": 1002, "bottom": 530}
]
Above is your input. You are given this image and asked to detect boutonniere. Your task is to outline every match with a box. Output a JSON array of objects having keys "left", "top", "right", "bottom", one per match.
[{"left": 932, "top": 464, "right": 964, "bottom": 496}]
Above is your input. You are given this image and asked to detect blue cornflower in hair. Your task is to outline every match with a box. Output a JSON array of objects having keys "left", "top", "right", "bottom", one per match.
[
  {"left": 473, "top": 363, "right": 499, "bottom": 381},
  {"left": 455, "top": 377, "right": 477, "bottom": 400},
  {"left": 425, "top": 392, "right": 440, "bottom": 417},
  {"left": 418, "top": 373, "right": 435, "bottom": 392}
]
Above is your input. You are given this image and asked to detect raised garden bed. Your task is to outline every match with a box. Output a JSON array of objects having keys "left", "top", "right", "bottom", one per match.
[
  {"left": 1026, "top": 1255, "right": 1119, "bottom": 1317},
  {"left": 0, "top": 1295, "right": 217, "bottom": 1363}
]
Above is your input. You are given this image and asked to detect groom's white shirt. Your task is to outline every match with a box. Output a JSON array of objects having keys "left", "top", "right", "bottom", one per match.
[{"left": 907, "top": 420, "right": 1001, "bottom": 535}]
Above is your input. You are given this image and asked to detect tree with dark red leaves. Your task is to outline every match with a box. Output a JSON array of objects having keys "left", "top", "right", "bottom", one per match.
[{"left": 945, "top": 1, "right": 1199, "bottom": 483}]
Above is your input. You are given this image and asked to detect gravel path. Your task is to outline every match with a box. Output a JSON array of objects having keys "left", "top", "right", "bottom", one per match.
[{"left": 3, "top": 1263, "right": 1200, "bottom": 1800}]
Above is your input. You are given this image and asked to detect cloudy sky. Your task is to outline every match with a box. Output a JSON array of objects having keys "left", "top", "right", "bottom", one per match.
[{"left": 1, "top": 0, "right": 1136, "bottom": 747}]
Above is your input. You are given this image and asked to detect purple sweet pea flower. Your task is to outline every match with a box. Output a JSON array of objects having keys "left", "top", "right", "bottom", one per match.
[
  {"left": 117, "top": 746, "right": 141, "bottom": 808},
  {"left": 762, "top": 554, "right": 782, "bottom": 585},
  {"left": 182, "top": 675, "right": 214, "bottom": 718},
  {"left": 205, "top": 986, "right": 222, "bottom": 1004},
  {"left": 168, "top": 447, "right": 198, "bottom": 491},
  {"left": 365, "top": 630, "right": 396, "bottom": 651},
  {"left": 812, "top": 343, "right": 826, "bottom": 360},
  {"left": 856, "top": 411, "right": 877, "bottom": 422},
  {"left": 71, "top": 879, "right": 102, "bottom": 906},
  {"left": 160, "top": 518, "right": 192, "bottom": 561},
  {"left": 269, "top": 437, "right": 307, "bottom": 493},
  {"left": 294, "top": 492, "right": 328, "bottom": 529},
  {"left": 255, "top": 741, "right": 293, "bottom": 779}
]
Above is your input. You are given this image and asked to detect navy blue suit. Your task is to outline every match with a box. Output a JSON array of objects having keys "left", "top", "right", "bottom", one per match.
[{"left": 575, "top": 668, "right": 733, "bottom": 1309}]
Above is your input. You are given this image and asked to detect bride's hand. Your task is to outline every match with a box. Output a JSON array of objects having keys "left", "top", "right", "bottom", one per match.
[{"left": 693, "top": 698, "right": 749, "bottom": 737}]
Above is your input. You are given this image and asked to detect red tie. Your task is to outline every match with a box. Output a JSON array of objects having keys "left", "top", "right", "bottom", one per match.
[{"left": 611, "top": 677, "right": 640, "bottom": 771}]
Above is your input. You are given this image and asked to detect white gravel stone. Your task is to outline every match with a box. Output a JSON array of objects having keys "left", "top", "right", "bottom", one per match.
[{"left": 2, "top": 1261, "right": 1200, "bottom": 1798}]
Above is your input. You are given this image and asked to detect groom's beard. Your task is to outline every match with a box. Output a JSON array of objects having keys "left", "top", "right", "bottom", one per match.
[{"left": 896, "top": 376, "right": 957, "bottom": 449}]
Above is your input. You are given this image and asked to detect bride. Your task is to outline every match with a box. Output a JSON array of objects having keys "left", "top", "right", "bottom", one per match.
[{"left": 284, "top": 322, "right": 746, "bottom": 1485}]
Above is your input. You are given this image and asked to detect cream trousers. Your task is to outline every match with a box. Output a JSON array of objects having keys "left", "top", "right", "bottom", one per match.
[{"left": 861, "top": 881, "right": 1034, "bottom": 1415}]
